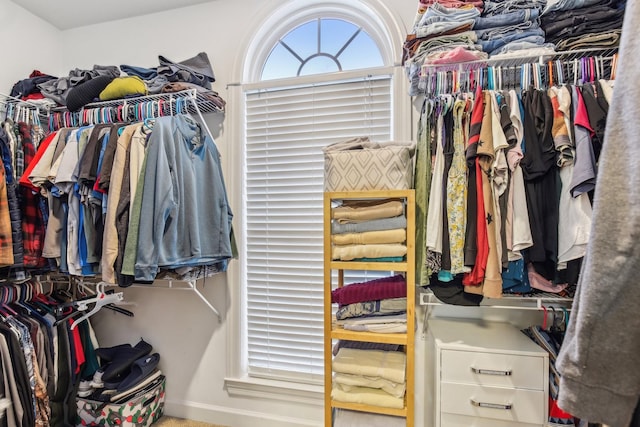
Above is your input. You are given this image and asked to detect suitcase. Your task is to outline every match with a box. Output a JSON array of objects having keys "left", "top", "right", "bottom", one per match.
[{"left": 76, "top": 375, "right": 165, "bottom": 426}]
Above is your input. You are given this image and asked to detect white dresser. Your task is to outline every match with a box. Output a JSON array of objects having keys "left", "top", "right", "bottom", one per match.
[{"left": 425, "top": 318, "right": 549, "bottom": 427}]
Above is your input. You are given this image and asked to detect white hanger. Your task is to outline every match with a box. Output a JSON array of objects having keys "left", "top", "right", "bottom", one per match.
[{"left": 70, "top": 282, "right": 124, "bottom": 330}]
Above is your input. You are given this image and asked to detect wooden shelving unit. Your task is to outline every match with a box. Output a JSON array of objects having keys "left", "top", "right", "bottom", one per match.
[{"left": 323, "top": 189, "right": 415, "bottom": 427}]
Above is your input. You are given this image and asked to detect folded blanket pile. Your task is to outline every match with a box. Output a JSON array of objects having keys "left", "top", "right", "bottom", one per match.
[{"left": 332, "top": 347, "right": 407, "bottom": 409}]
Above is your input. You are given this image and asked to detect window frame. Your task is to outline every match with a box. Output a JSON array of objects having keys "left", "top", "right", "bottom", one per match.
[
  {"left": 225, "top": 0, "right": 412, "bottom": 402},
  {"left": 243, "top": 2, "right": 398, "bottom": 84}
]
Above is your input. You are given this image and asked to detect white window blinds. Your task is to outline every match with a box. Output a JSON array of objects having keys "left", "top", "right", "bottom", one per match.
[{"left": 244, "top": 74, "right": 393, "bottom": 382}]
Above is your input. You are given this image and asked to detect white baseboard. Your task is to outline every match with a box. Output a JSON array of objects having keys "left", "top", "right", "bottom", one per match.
[{"left": 164, "top": 399, "right": 322, "bottom": 427}]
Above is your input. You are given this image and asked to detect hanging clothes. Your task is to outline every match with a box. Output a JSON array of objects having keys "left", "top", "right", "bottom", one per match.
[
  {"left": 414, "top": 99, "right": 433, "bottom": 285},
  {"left": 9, "top": 111, "right": 235, "bottom": 286},
  {"left": 133, "top": 114, "right": 234, "bottom": 281},
  {"left": 416, "top": 75, "right": 613, "bottom": 299},
  {"left": 0, "top": 279, "right": 105, "bottom": 427},
  {"left": 521, "top": 88, "right": 559, "bottom": 282}
]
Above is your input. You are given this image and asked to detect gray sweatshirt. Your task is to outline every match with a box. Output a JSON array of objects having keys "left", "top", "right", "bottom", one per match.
[
  {"left": 556, "top": 3, "right": 640, "bottom": 426},
  {"left": 134, "top": 115, "right": 234, "bottom": 281}
]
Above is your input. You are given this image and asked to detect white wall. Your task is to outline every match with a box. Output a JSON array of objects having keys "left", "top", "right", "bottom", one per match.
[
  {"left": 0, "top": 0, "right": 63, "bottom": 94},
  {"left": 0, "top": 2, "right": 551, "bottom": 426}
]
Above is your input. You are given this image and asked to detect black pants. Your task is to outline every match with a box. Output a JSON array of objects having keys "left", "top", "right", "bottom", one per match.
[{"left": 632, "top": 397, "right": 640, "bottom": 427}]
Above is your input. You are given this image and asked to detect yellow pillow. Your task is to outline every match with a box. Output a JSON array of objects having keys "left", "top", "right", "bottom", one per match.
[{"left": 99, "top": 76, "right": 148, "bottom": 101}]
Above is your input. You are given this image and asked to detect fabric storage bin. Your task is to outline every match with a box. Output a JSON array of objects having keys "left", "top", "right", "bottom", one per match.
[
  {"left": 76, "top": 376, "right": 165, "bottom": 427},
  {"left": 323, "top": 138, "right": 416, "bottom": 192}
]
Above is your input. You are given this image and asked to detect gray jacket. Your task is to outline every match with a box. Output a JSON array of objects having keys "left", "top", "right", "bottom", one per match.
[
  {"left": 556, "top": 3, "right": 640, "bottom": 425},
  {"left": 134, "top": 115, "right": 233, "bottom": 280}
]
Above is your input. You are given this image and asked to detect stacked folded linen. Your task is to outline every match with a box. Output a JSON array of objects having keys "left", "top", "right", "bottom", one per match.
[
  {"left": 331, "top": 348, "right": 406, "bottom": 409},
  {"left": 331, "top": 199, "right": 408, "bottom": 262},
  {"left": 333, "top": 340, "right": 401, "bottom": 356},
  {"left": 332, "top": 274, "right": 407, "bottom": 332},
  {"left": 332, "top": 348, "right": 406, "bottom": 383},
  {"left": 335, "top": 297, "right": 406, "bottom": 320},
  {"left": 333, "top": 372, "right": 406, "bottom": 398},
  {"left": 331, "top": 385, "right": 404, "bottom": 409},
  {"left": 332, "top": 274, "right": 406, "bottom": 304},
  {"left": 337, "top": 314, "right": 407, "bottom": 333}
]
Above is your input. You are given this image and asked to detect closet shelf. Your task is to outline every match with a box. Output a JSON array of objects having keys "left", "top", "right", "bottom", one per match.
[
  {"left": 327, "top": 190, "right": 411, "bottom": 199},
  {"left": 329, "top": 261, "right": 408, "bottom": 272},
  {"left": 331, "top": 326, "right": 407, "bottom": 345},
  {"left": 331, "top": 400, "right": 407, "bottom": 417},
  {"left": 420, "top": 47, "right": 618, "bottom": 71},
  {"left": 0, "top": 92, "right": 49, "bottom": 124},
  {"left": 420, "top": 289, "right": 573, "bottom": 310},
  {"left": 1, "top": 92, "right": 42, "bottom": 108},
  {"left": 118, "top": 278, "right": 222, "bottom": 321},
  {"left": 49, "top": 88, "right": 224, "bottom": 115},
  {"left": 69, "top": 275, "right": 222, "bottom": 321}
]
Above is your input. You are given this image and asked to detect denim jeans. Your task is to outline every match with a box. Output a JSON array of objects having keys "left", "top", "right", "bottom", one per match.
[
  {"left": 475, "top": 21, "right": 537, "bottom": 40},
  {"left": 416, "top": 20, "right": 475, "bottom": 38},
  {"left": 414, "top": 32, "right": 478, "bottom": 59},
  {"left": 420, "top": 2, "right": 480, "bottom": 25},
  {"left": 478, "top": 31, "right": 545, "bottom": 53},
  {"left": 416, "top": 3, "right": 478, "bottom": 37},
  {"left": 483, "top": 0, "right": 545, "bottom": 15},
  {"left": 473, "top": 8, "right": 540, "bottom": 30}
]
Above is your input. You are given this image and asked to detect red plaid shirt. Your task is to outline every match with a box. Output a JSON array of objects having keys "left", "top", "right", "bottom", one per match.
[{"left": 19, "top": 123, "right": 48, "bottom": 268}]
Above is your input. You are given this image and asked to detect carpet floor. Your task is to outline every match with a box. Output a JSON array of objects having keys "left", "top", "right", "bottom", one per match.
[{"left": 154, "top": 416, "right": 228, "bottom": 426}]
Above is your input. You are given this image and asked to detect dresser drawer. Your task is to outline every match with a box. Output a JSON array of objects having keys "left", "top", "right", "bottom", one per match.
[
  {"left": 441, "top": 350, "right": 544, "bottom": 390},
  {"left": 441, "top": 412, "right": 542, "bottom": 427},
  {"left": 440, "top": 382, "right": 546, "bottom": 425}
]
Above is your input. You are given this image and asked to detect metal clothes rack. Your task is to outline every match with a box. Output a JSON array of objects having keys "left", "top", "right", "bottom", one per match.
[
  {"left": 5, "top": 89, "right": 227, "bottom": 320},
  {"left": 47, "top": 88, "right": 224, "bottom": 132},
  {"left": 420, "top": 289, "right": 573, "bottom": 311},
  {"left": 419, "top": 289, "right": 573, "bottom": 338},
  {"left": 418, "top": 47, "right": 619, "bottom": 96},
  {"left": 71, "top": 276, "right": 222, "bottom": 321},
  {"left": 125, "top": 279, "right": 222, "bottom": 321},
  {"left": 0, "top": 93, "right": 49, "bottom": 127}
]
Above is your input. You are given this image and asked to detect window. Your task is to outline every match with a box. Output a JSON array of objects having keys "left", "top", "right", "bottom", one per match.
[
  {"left": 239, "top": 0, "right": 404, "bottom": 387},
  {"left": 245, "top": 77, "right": 392, "bottom": 382},
  {"left": 261, "top": 18, "right": 383, "bottom": 80}
]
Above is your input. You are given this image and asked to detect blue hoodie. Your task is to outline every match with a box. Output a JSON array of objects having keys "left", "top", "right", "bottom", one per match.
[{"left": 134, "top": 115, "right": 233, "bottom": 280}]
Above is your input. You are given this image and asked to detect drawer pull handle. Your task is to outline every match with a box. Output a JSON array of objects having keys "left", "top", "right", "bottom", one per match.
[
  {"left": 471, "top": 367, "right": 512, "bottom": 376},
  {"left": 470, "top": 399, "right": 513, "bottom": 410}
]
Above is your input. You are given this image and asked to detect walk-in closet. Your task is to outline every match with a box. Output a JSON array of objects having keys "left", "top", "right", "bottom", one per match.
[{"left": 0, "top": 0, "right": 637, "bottom": 426}]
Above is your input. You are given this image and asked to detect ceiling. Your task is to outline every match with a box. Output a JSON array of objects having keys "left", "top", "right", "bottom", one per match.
[{"left": 11, "top": 0, "right": 216, "bottom": 30}]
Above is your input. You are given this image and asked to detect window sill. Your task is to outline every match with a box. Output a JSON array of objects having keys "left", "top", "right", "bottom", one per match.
[{"left": 224, "top": 376, "right": 323, "bottom": 406}]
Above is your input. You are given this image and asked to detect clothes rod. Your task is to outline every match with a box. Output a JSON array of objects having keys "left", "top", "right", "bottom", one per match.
[
  {"left": 420, "top": 292, "right": 572, "bottom": 310},
  {"left": 103, "top": 278, "right": 222, "bottom": 321}
]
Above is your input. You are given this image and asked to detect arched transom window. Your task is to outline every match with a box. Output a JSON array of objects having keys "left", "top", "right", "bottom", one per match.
[{"left": 261, "top": 18, "right": 384, "bottom": 80}]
